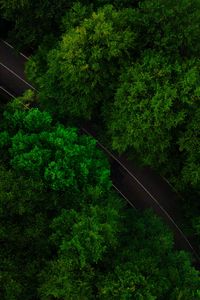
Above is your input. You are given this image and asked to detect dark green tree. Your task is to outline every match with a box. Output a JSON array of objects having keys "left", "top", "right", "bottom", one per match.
[
  {"left": 136, "top": 0, "right": 200, "bottom": 58},
  {"left": 39, "top": 194, "right": 123, "bottom": 300},
  {"left": 0, "top": 102, "right": 115, "bottom": 299},
  {"left": 97, "top": 210, "right": 200, "bottom": 300},
  {"left": 25, "top": 2, "right": 200, "bottom": 192},
  {"left": 39, "top": 209, "right": 200, "bottom": 300},
  {"left": 0, "top": 0, "right": 72, "bottom": 48},
  {"left": 0, "top": 102, "right": 199, "bottom": 299},
  {"left": 178, "top": 108, "right": 200, "bottom": 190},
  {"left": 108, "top": 52, "right": 200, "bottom": 188},
  {"left": 0, "top": 165, "right": 51, "bottom": 300},
  {"left": 26, "top": 4, "right": 137, "bottom": 119},
  {"left": 0, "top": 1, "right": 139, "bottom": 49}
]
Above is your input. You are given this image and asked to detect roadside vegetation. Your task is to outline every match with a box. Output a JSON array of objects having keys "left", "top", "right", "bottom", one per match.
[
  {"left": 0, "top": 0, "right": 200, "bottom": 299},
  {"left": 0, "top": 94, "right": 199, "bottom": 299}
]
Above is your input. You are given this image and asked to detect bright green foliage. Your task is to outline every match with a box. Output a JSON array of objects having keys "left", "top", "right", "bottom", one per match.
[
  {"left": 0, "top": 105, "right": 115, "bottom": 299},
  {"left": 2, "top": 107, "right": 52, "bottom": 134},
  {"left": 0, "top": 107, "right": 111, "bottom": 195}
]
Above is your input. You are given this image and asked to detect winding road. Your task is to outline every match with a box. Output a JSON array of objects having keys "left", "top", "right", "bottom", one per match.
[{"left": 0, "top": 39, "right": 199, "bottom": 267}]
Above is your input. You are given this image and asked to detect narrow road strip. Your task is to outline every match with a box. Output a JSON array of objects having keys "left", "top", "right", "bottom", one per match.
[
  {"left": 19, "top": 52, "right": 29, "bottom": 60},
  {"left": 1, "top": 39, "right": 29, "bottom": 60},
  {"left": 112, "top": 183, "right": 136, "bottom": 210},
  {"left": 2, "top": 40, "right": 14, "bottom": 49},
  {"left": 0, "top": 62, "right": 36, "bottom": 90},
  {"left": 0, "top": 86, "right": 15, "bottom": 98}
]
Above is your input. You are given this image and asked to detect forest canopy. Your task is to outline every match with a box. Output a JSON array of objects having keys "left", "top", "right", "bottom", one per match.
[
  {"left": 1, "top": 0, "right": 200, "bottom": 299},
  {"left": 0, "top": 97, "right": 199, "bottom": 299},
  {"left": 25, "top": 2, "right": 200, "bottom": 192}
]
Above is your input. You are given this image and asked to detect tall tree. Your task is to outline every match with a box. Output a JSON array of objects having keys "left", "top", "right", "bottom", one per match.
[
  {"left": 178, "top": 108, "right": 200, "bottom": 190},
  {"left": 39, "top": 209, "right": 200, "bottom": 300},
  {"left": 0, "top": 1, "right": 139, "bottom": 48},
  {"left": 0, "top": 0, "right": 71, "bottom": 48},
  {"left": 26, "top": 4, "right": 137, "bottom": 119},
  {"left": 0, "top": 165, "right": 51, "bottom": 300},
  {"left": 0, "top": 100, "right": 199, "bottom": 299},
  {"left": 25, "top": 2, "right": 200, "bottom": 191},
  {"left": 39, "top": 194, "right": 123, "bottom": 300},
  {"left": 0, "top": 105, "right": 111, "bottom": 199},
  {"left": 0, "top": 102, "right": 116, "bottom": 299},
  {"left": 108, "top": 51, "right": 200, "bottom": 189}
]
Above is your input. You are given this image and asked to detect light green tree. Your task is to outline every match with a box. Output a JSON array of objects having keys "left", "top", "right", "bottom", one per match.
[{"left": 26, "top": 5, "right": 137, "bottom": 119}]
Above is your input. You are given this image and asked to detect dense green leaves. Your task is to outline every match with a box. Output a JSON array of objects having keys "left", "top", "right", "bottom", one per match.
[
  {"left": 39, "top": 209, "right": 200, "bottom": 300},
  {"left": 26, "top": 5, "right": 137, "bottom": 119},
  {"left": 26, "top": 2, "right": 200, "bottom": 191},
  {"left": 179, "top": 108, "right": 200, "bottom": 189},
  {"left": 0, "top": 0, "right": 71, "bottom": 47},
  {"left": 108, "top": 53, "right": 200, "bottom": 176},
  {"left": 136, "top": 0, "right": 200, "bottom": 58},
  {"left": 97, "top": 210, "right": 200, "bottom": 300},
  {"left": 0, "top": 165, "right": 50, "bottom": 300},
  {"left": 0, "top": 107, "right": 111, "bottom": 196},
  {"left": 0, "top": 0, "right": 139, "bottom": 48},
  {"left": 0, "top": 103, "right": 199, "bottom": 299},
  {"left": 39, "top": 196, "right": 123, "bottom": 300},
  {"left": 1, "top": 1, "right": 200, "bottom": 299},
  {"left": 50, "top": 199, "right": 121, "bottom": 266},
  {"left": 0, "top": 104, "right": 116, "bottom": 299}
]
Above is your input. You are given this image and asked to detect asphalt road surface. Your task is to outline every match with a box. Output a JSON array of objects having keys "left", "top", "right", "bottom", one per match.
[
  {"left": 0, "top": 39, "right": 35, "bottom": 96},
  {"left": 0, "top": 39, "right": 200, "bottom": 267}
]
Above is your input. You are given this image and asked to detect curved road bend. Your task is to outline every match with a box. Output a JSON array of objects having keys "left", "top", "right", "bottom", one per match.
[
  {"left": 0, "top": 39, "right": 200, "bottom": 267},
  {"left": 81, "top": 127, "right": 200, "bottom": 266}
]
